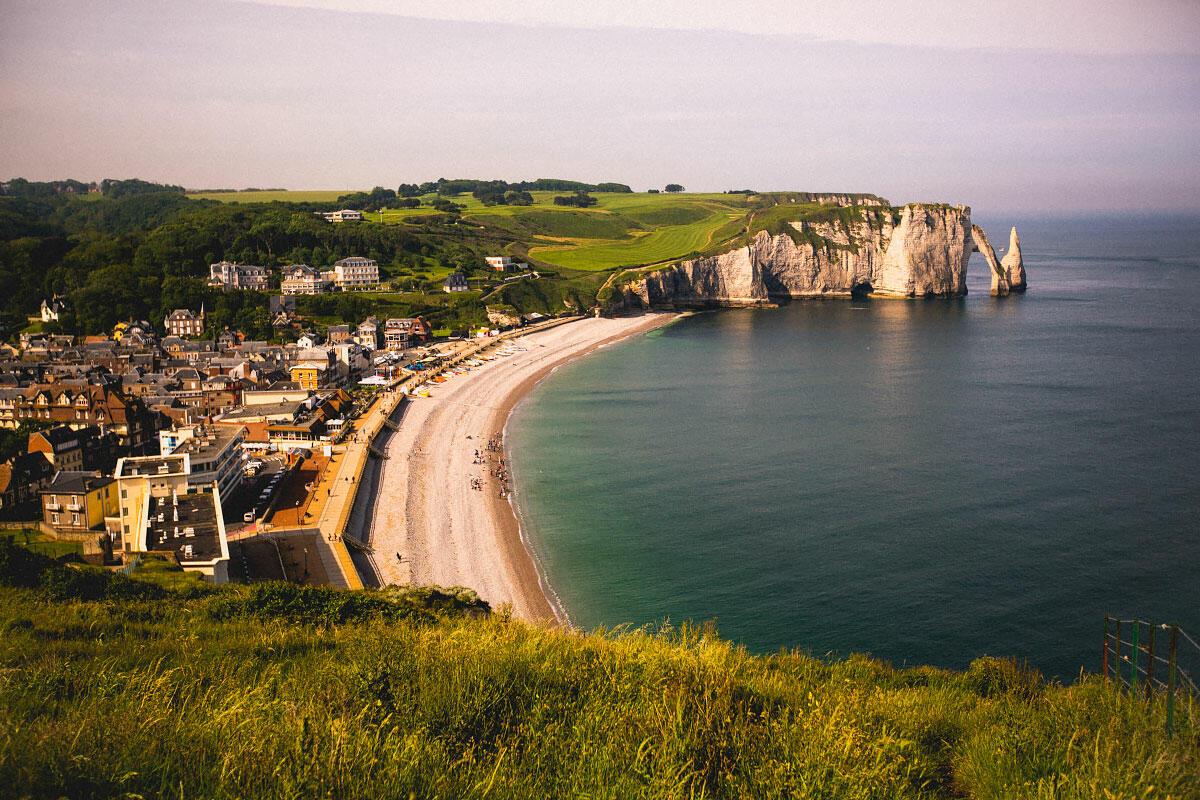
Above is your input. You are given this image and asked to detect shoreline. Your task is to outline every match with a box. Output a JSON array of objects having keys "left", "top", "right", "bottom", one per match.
[
  {"left": 364, "top": 312, "right": 679, "bottom": 623},
  {"left": 486, "top": 312, "right": 679, "bottom": 624}
]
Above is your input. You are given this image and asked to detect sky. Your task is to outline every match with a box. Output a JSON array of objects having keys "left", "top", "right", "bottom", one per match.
[{"left": 1, "top": 0, "right": 1198, "bottom": 213}]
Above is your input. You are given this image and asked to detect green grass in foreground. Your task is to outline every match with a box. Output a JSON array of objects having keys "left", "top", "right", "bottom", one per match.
[
  {"left": 0, "top": 540, "right": 1196, "bottom": 799},
  {"left": 3, "top": 529, "right": 83, "bottom": 559}
]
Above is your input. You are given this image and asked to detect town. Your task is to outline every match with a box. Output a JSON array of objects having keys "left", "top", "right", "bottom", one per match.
[{"left": 1, "top": 254, "right": 547, "bottom": 586}]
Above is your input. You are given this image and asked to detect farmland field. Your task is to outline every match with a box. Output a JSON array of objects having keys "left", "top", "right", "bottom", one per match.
[{"left": 529, "top": 208, "right": 746, "bottom": 270}]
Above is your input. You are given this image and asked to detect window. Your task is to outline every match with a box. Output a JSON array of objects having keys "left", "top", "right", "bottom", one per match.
[{"left": 51, "top": 513, "right": 59, "bottom": 524}]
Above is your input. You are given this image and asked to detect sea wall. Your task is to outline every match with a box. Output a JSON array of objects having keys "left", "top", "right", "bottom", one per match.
[{"left": 609, "top": 204, "right": 1023, "bottom": 309}]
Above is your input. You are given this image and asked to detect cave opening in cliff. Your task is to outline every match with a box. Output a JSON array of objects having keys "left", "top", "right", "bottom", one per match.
[{"left": 851, "top": 281, "right": 873, "bottom": 297}]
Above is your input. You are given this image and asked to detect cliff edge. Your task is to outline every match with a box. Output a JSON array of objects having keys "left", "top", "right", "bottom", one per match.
[{"left": 604, "top": 202, "right": 1026, "bottom": 310}]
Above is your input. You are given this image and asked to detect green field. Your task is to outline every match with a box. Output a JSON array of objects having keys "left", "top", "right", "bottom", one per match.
[
  {"left": 377, "top": 192, "right": 756, "bottom": 271},
  {"left": 187, "top": 189, "right": 353, "bottom": 203}
]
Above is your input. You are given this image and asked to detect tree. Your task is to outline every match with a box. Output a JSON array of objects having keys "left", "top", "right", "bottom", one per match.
[
  {"left": 664, "top": 184, "right": 685, "bottom": 193},
  {"left": 431, "top": 198, "right": 464, "bottom": 213},
  {"left": 471, "top": 182, "right": 509, "bottom": 206},
  {"left": 552, "top": 192, "right": 597, "bottom": 208}
]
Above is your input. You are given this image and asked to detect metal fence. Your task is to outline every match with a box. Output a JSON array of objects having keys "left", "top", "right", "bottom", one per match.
[{"left": 1103, "top": 616, "right": 1198, "bottom": 735}]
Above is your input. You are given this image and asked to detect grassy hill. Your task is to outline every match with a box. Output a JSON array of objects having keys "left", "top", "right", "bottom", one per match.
[
  {"left": 1, "top": 540, "right": 1195, "bottom": 799},
  {"left": 165, "top": 188, "right": 910, "bottom": 321},
  {"left": 183, "top": 190, "right": 771, "bottom": 273}
]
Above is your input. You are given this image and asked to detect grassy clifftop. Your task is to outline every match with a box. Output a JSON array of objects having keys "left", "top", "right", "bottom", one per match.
[{"left": 1, "top": 544, "right": 1195, "bottom": 798}]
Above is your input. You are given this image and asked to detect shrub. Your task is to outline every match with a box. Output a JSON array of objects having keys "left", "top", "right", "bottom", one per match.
[{"left": 964, "top": 656, "right": 1045, "bottom": 700}]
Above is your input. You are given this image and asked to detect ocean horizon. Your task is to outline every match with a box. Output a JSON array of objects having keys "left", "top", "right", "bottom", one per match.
[{"left": 508, "top": 213, "right": 1200, "bottom": 680}]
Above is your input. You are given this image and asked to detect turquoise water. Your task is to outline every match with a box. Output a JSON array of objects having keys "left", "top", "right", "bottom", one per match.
[{"left": 508, "top": 215, "right": 1200, "bottom": 679}]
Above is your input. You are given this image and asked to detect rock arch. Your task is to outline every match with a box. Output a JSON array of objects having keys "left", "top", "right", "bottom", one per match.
[{"left": 970, "top": 225, "right": 1026, "bottom": 296}]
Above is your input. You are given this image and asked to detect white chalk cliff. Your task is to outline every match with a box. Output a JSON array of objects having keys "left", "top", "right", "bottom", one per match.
[{"left": 608, "top": 204, "right": 1026, "bottom": 308}]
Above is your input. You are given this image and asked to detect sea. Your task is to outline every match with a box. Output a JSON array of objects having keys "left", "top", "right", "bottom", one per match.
[{"left": 507, "top": 214, "right": 1200, "bottom": 680}]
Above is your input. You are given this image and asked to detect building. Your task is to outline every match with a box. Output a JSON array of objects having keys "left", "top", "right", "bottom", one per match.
[
  {"left": 27, "top": 424, "right": 97, "bottom": 472},
  {"left": 0, "top": 452, "right": 54, "bottom": 514},
  {"left": 485, "top": 256, "right": 529, "bottom": 272},
  {"left": 270, "top": 295, "right": 297, "bottom": 317},
  {"left": 331, "top": 257, "right": 380, "bottom": 290},
  {"left": 40, "top": 296, "right": 67, "bottom": 323},
  {"left": 40, "top": 470, "right": 118, "bottom": 533},
  {"left": 208, "top": 261, "right": 271, "bottom": 291},
  {"left": 443, "top": 273, "right": 469, "bottom": 293},
  {"left": 164, "top": 307, "right": 206, "bottom": 337},
  {"left": 114, "top": 454, "right": 229, "bottom": 582},
  {"left": 290, "top": 362, "right": 328, "bottom": 391},
  {"left": 326, "top": 324, "right": 351, "bottom": 344},
  {"left": 356, "top": 317, "right": 381, "bottom": 349},
  {"left": 280, "top": 264, "right": 329, "bottom": 295},
  {"left": 0, "top": 383, "right": 157, "bottom": 454},
  {"left": 383, "top": 317, "right": 430, "bottom": 351},
  {"left": 161, "top": 424, "right": 247, "bottom": 501},
  {"left": 216, "top": 390, "right": 351, "bottom": 451},
  {"left": 320, "top": 209, "right": 364, "bottom": 223}
]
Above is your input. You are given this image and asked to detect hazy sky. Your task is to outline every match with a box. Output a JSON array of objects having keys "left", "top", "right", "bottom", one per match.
[{"left": 2, "top": 0, "right": 1198, "bottom": 213}]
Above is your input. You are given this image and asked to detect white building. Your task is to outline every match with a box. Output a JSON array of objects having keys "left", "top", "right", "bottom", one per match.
[
  {"left": 280, "top": 264, "right": 329, "bottom": 295},
  {"left": 331, "top": 256, "right": 380, "bottom": 290},
  {"left": 443, "top": 273, "right": 469, "bottom": 293},
  {"left": 113, "top": 454, "right": 230, "bottom": 583},
  {"left": 209, "top": 261, "right": 271, "bottom": 291},
  {"left": 485, "top": 256, "right": 529, "bottom": 272},
  {"left": 40, "top": 296, "right": 66, "bottom": 323},
  {"left": 159, "top": 424, "right": 247, "bottom": 502},
  {"left": 321, "top": 209, "right": 364, "bottom": 223}
]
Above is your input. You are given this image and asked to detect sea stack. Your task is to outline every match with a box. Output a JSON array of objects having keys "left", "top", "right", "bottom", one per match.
[{"left": 1001, "top": 226, "right": 1027, "bottom": 291}]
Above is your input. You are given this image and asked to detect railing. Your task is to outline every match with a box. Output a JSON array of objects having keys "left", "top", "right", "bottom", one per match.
[{"left": 1103, "top": 616, "right": 1198, "bottom": 736}]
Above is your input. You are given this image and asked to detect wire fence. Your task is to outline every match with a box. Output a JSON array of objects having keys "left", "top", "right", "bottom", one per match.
[{"left": 1103, "top": 616, "right": 1198, "bottom": 736}]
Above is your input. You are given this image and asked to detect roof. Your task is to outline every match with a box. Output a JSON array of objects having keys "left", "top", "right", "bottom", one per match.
[
  {"left": 0, "top": 452, "right": 53, "bottom": 493},
  {"left": 144, "top": 490, "right": 224, "bottom": 563},
  {"left": 28, "top": 425, "right": 83, "bottom": 448},
  {"left": 219, "top": 399, "right": 306, "bottom": 422},
  {"left": 42, "top": 470, "right": 113, "bottom": 495},
  {"left": 169, "top": 426, "right": 244, "bottom": 460},
  {"left": 115, "top": 455, "right": 188, "bottom": 479}
]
